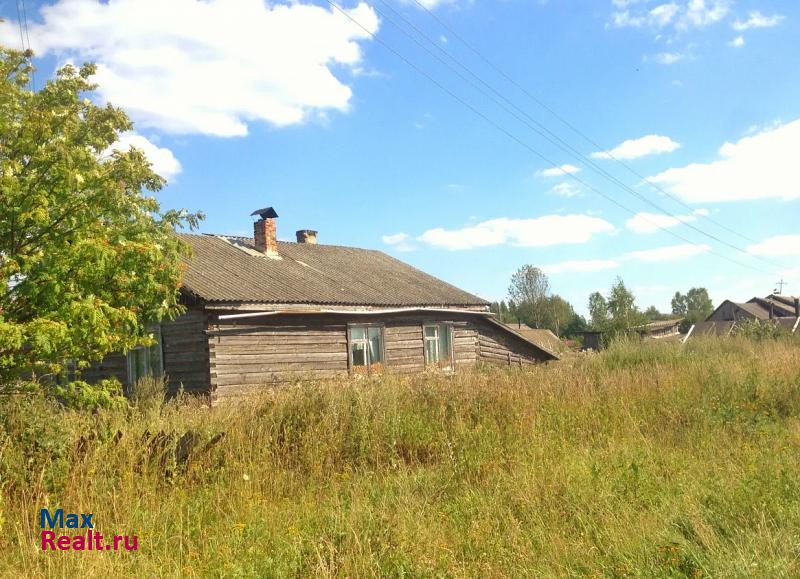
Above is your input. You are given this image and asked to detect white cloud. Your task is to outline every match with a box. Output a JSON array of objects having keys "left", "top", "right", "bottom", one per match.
[
  {"left": 611, "top": 0, "right": 728, "bottom": 31},
  {"left": 417, "top": 214, "right": 616, "bottom": 251},
  {"left": 628, "top": 243, "right": 711, "bottom": 262},
  {"left": 550, "top": 182, "right": 582, "bottom": 198},
  {"left": 652, "top": 51, "right": 685, "bottom": 65},
  {"left": 625, "top": 211, "right": 697, "bottom": 233},
  {"left": 648, "top": 118, "right": 800, "bottom": 203},
  {"left": 382, "top": 232, "right": 416, "bottom": 252},
  {"left": 733, "top": 11, "right": 784, "bottom": 31},
  {"left": 592, "top": 134, "right": 680, "bottom": 160},
  {"left": 729, "top": 35, "right": 745, "bottom": 47},
  {"left": 650, "top": 3, "right": 680, "bottom": 27},
  {"left": 105, "top": 132, "right": 182, "bottom": 180},
  {"left": 403, "top": 0, "right": 456, "bottom": 8},
  {"left": 7, "top": 0, "right": 380, "bottom": 137},
  {"left": 539, "top": 164, "right": 581, "bottom": 177},
  {"left": 542, "top": 259, "right": 620, "bottom": 274},
  {"left": 679, "top": 0, "right": 729, "bottom": 30},
  {"left": 747, "top": 235, "right": 800, "bottom": 257}
]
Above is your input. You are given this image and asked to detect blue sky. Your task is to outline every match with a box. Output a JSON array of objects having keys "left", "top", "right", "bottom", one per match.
[{"left": 3, "top": 0, "right": 799, "bottom": 315}]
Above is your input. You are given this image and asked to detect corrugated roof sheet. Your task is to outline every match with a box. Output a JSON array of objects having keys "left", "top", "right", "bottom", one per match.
[{"left": 178, "top": 234, "right": 489, "bottom": 307}]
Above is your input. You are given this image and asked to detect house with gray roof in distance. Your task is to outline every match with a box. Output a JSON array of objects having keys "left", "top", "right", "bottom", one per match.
[
  {"left": 85, "top": 207, "right": 557, "bottom": 401},
  {"left": 691, "top": 293, "right": 800, "bottom": 337}
]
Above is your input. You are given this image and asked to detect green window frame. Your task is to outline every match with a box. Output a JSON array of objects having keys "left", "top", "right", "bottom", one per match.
[
  {"left": 423, "top": 323, "right": 453, "bottom": 369},
  {"left": 348, "top": 324, "right": 384, "bottom": 374}
]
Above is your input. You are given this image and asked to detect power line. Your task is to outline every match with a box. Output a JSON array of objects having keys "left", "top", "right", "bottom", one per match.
[
  {"left": 408, "top": 0, "right": 765, "bottom": 248},
  {"left": 371, "top": 0, "right": 789, "bottom": 272},
  {"left": 14, "top": 0, "right": 34, "bottom": 91},
  {"left": 20, "top": 0, "right": 34, "bottom": 90},
  {"left": 323, "top": 1, "right": 778, "bottom": 277}
]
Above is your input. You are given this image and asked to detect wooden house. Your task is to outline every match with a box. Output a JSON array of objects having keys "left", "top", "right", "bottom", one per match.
[{"left": 84, "top": 208, "right": 558, "bottom": 401}]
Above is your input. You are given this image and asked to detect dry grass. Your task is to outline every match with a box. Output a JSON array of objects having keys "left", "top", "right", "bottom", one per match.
[{"left": 1, "top": 336, "right": 800, "bottom": 577}]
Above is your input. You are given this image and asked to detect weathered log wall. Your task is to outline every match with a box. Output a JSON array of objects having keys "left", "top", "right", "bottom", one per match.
[
  {"left": 473, "top": 318, "right": 553, "bottom": 366},
  {"left": 162, "top": 309, "right": 211, "bottom": 394}
]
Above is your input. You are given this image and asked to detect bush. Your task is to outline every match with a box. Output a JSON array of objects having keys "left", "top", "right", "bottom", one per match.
[{"left": 54, "top": 378, "right": 128, "bottom": 411}]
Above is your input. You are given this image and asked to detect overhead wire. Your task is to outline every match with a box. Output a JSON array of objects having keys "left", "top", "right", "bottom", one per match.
[
  {"left": 408, "top": 0, "right": 765, "bottom": 246},
  {"left": 323, "top": 0, "right": 779, "bottom": 277},
  {"left": 371, "top": 0, "right": 789, "bottom": 272}
]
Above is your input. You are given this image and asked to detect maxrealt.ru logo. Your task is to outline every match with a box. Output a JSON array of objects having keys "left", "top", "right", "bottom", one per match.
[{"left": 40, "top": 509, "right": 138, "bottom": 552}]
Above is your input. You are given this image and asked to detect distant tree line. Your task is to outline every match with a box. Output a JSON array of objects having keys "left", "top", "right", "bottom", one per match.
[{"left": 491, "top": 264, "right": 715, "bottom": 341}]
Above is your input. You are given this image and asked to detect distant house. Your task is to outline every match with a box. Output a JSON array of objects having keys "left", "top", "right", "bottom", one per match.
[
  {"left": 505, "top": 323, "right": 564, "bottom": 354},
  {"left": 581, "top": 331, "right": 604, "bottom": 351},
  {"left": 85, "top": 207, "right": 558, "bottom": 401},
  {"left": 635, "top": 319, "right": 683, "bottom": 339},
  {"left": 690, "top": 294, "right": 800, "bottom": 338},
  {"left": 707, "top": 294, "right": 800, "bottom": 322}
]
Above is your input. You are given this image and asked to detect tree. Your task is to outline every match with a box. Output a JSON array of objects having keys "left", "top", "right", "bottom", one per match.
[
  {"left": 0, "top": 49, "right": 202, "bottom": 389},
  {"left": 587, "top": 292, "right": 609, "bottom": 330},
  {"left": 540, "top": 294, "right": 575, "bottom": 337},
  {"left": 563, "top": 314, "right": 588, "bottom": 338},
  {"left": 507, "top": 265, "right": 550, "bottom": 328},
  {"left": 672, "top": 287, "right": 713, "bottom": 332},
  {"left": 489, "top": 300, "right": 515, "bottom": 324},
  {"left": 607, "top": 277, "right": 646, "bottom": 333},
  {"left": 644, "top": 305, "right": 668, "bottom": 321}
]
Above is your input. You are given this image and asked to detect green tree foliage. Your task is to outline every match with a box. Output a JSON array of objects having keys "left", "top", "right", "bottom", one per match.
[
  {"left": 588, "top": 292, "right": 609, "bottom": 330},
  {"left": 588, "top": 278, "right": 647, "bottom": 339},
  {"left": 508, "top": 265, "right": 550, "bottom": 329},
  {"left": 671, "top": 287, "right": 714, "bottom": 331},
  {"left": 644, "top": 305, "right": 671, "bottom": 321},
  {"left": 607, "top": 277, "right": 647, "bottom": 335},
  {"left": 0, "top": 48, "right": 202, "bottom": 389},
  {"left": 540, "top": 294, "right": 575, "bottom": 337},
  {"left": 505, "top": 266, "right": 582, "bottom": 337},
  {"left": 489, "top": 300, "right": 516, "bottom": 324}
]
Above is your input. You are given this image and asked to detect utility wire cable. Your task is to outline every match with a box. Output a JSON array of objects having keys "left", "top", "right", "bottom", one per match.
[
  {"left": 409, "top": 0, "right": 764, "bottom": 246},
  {"left": 20, "top": 0, "right": 34, "bottom": 90},
  {"left": 324, "top": 0, "right": 778, "bottom": 276},
  {"left": 373, "top": 0, "right": 789, "bottom": 271}
]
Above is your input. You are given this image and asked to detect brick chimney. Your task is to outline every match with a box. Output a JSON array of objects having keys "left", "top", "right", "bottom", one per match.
[
  {"left": 296, "top": 229, "right": 318, "bottom": 244},
  {"left": 251, "top": 207, "right": 279, "bottom": 256}
]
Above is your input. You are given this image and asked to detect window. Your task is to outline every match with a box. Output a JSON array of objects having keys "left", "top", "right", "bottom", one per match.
[
  {"left": 126, "top": 325, "right": 164, "bottom": 386},
  {"left": 349, "top": 325, "right": 384, "bottom": 374},
  {"left": 424, "top": 324, "right": 453, "bottom": 369}
]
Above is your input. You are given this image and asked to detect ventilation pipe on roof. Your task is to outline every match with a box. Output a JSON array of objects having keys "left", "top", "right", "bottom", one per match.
[
  {"left": 296, "top": 229, "right": 318, "bottom": 244},
  {"left": 251, "top": 207, "right": 279, "bottom": 257},
  {"left": 795, "top": 298, "right": 799, "bottom": 317}
]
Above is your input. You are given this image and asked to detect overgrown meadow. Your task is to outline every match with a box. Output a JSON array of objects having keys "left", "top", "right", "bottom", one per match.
[{"left": 1, "top": 337, "right": 799, "bottom": 577}]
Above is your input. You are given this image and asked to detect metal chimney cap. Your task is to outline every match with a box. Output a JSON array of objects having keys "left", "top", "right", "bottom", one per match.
[{"left": 250, "top": 207, "right": 278, "bottom": 219}]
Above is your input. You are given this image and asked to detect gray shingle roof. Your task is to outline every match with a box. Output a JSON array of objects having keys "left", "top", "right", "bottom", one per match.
[{"left": 178, "top": 234, "right": 488, "bottom": 307}]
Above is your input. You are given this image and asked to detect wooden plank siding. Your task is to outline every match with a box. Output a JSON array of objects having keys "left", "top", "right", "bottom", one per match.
[
  {"left": 161, "top": 309, "right": 211, "bottom": 394},
  {"left": 81, "top": 309, "right": 211, "bottom": 394},
  {"left": 208, "top": 315, "right": 350, "bottom": 400},
  {"left": 473, "top": 318, "right": 553, "bottom": 366},
  {"left": 84, "top": 310, "right": 552, "bottom": 401}
]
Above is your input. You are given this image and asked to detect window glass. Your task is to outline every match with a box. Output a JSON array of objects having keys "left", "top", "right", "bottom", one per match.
[
  {"left": 439, "top": 325, "right": 451, "bottom": 359},
  {"left": 424, "top": 324, "right": 452, "bottom": 368},
  {"left": 127, "top": 326, "right": 163, "bottom": 385},
  {"left": 424, "top": 338, "right": 437, "bottom": 364},
  {"left": 350, "top": 325, "right": 383, "bottom": 371},
  {"left": 351, "top": 342, "right": 367, "bottom": 366},
  {"left": 368, "top": 327, "right": 383, "bottom": 364}
]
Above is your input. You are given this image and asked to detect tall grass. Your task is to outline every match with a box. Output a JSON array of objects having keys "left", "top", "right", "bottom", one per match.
[{"left": 1, "top": 337, "right": 799, "bottom": 577}]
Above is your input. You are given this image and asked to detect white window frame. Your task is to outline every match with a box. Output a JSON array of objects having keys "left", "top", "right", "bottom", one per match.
[
  {"left": 347, "top": 324, "right": 385, "bottom": 374},
  {"left": 423, "top": 323, "right": 454, "bottom": 370}
]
